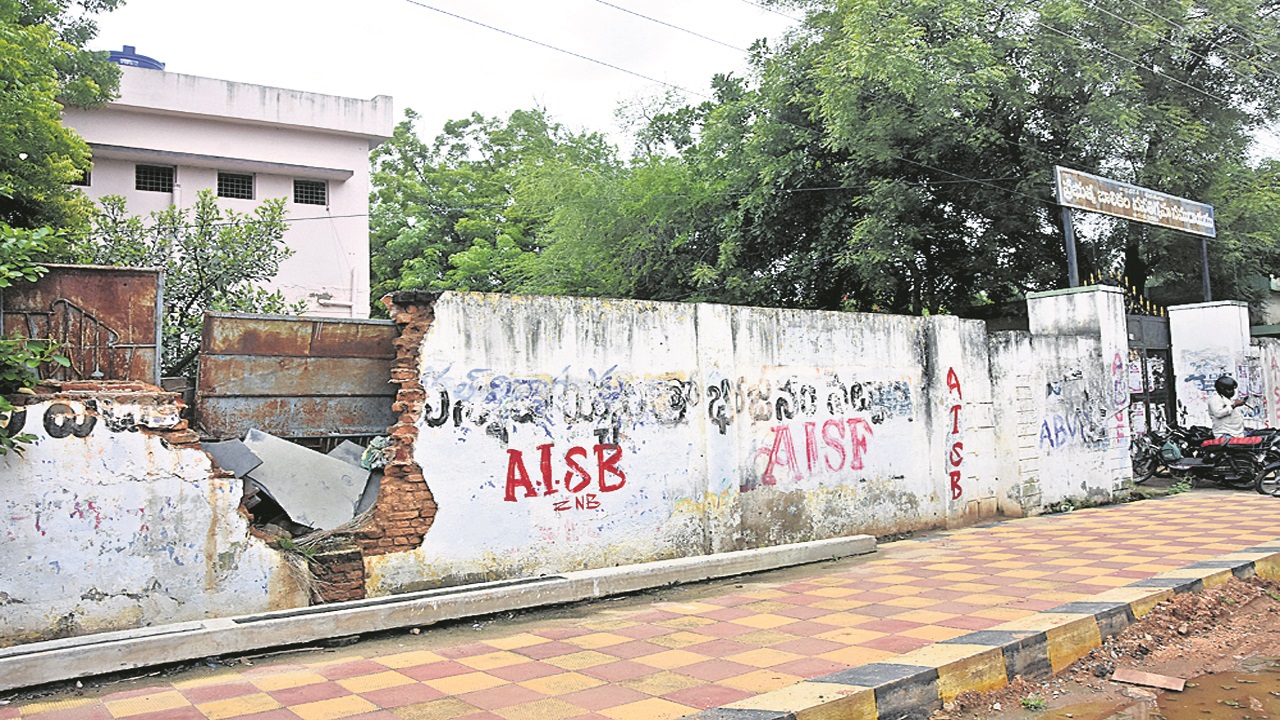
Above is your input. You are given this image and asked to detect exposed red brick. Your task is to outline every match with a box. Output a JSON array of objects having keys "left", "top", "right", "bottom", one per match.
[{"left": 357, "top": 291, "right": 440, "bottom": 558}]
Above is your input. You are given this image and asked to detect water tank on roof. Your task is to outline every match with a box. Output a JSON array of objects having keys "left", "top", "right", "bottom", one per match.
[{"left": 108, "top": 45, "right": 165, "bottom": 70}]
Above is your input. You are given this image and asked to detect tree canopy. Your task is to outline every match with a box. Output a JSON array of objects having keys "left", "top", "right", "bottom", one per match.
[
  {"left": 86, "top": 192, "right": 302, "bottom": 376},
  {"left": 369, "top": 0, "right": 1280, "bottom": 316},
  {"left": 0, "top": 0, "right": 121, "bottom": 232}
]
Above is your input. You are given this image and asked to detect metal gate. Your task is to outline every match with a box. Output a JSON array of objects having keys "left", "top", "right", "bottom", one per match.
[{"left": 1126, "top": 314, "right": 1175, "bottom": 434}]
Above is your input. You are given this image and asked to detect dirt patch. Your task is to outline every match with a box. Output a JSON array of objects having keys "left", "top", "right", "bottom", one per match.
[{"left": 936, "top": 576, "right": 1280, "bottom": 719}]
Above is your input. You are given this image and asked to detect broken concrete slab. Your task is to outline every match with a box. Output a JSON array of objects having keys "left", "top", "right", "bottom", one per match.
[
  {"left": 202, "top": 439, "right": 263, "bottom": 479},
  {"left": 242, "top": 429, "right": 369, "bottom": 531},
  {"left": 327, "top": 439, "right": 365, "bottom": 469}
]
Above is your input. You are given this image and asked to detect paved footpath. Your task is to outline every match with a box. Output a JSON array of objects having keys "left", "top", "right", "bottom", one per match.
[{"left": 9, "top": 491, "right": 1280, "bottom": 720}]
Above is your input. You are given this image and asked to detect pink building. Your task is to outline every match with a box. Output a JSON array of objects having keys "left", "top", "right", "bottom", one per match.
[{"left": 62, "top": 58, "right": 394, "bottom": 318}]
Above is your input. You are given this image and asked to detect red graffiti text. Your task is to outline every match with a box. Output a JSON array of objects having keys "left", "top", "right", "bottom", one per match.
[
  {"left": 504, "top": 443, "right": 626, "bottom": 510},
  {"left": 750, "top": 417, "right": 875, "bottom": 489},
  {"left": 946, "top": 367, "right": 964, "bottom": 500}
]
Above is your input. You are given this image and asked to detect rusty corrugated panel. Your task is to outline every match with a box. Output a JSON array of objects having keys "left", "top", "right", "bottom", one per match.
[
  {"left": 0, "top": 265, "right": 161, "bottom": 384},
  {"left": 194, "top": 312, "right": 398, "bottom": 439}
]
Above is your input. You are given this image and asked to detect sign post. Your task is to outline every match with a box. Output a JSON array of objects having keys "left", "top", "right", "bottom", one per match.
[{"left": 1053, "top": 166, "right": 1217, "bottom": 300}]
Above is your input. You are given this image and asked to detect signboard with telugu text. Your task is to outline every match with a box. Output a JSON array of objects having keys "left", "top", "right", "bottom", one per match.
[{"left": 1054, "top": 166, "right": 1216, "bottom": 237}]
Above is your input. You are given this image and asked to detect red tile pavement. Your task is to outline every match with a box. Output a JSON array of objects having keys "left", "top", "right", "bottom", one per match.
[{"left": 10, "top": 492, "right": 1280, "bottom": 719}]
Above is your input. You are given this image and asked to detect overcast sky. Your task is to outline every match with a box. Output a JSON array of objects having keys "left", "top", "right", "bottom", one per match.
[{"left": 92, "top": 0, "right": 797, "bottom": 148}]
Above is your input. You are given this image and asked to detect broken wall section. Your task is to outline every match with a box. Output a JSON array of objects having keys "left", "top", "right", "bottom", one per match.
[
  {"left": 0, "top": 384, "right": 306, "bottom": 646},
  {"left": 364, "top": 292, "right": 1002, "bottom": 595}
]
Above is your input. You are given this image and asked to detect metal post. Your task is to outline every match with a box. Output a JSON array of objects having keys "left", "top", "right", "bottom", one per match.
[
  {"left": 1200, "top": 236, "right": 1212, "bottom": 302},
  {"left": 1061, "top": 206, "right": 1080, "bottom": 287}
]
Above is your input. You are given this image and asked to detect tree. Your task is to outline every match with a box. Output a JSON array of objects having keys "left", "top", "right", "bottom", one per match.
[
  {"left": 645, "top": 0, "right": 1280, "bottom": 313},
  {"left": 0, "top": 0, "right": 122, "bottom": 233},
  {"left": 84, "top": 191, "right": 303, "bottom": 376},
  {"left": 0, "top": 217, "right": 69, "bottom": 455},
  {"left": 368, "top": 108, "right": 621, "bottom": 308}
]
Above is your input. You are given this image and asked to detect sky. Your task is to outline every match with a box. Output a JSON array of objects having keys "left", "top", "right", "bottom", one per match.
[{"left": 91, "top": 0, "right": 798, "bottom": 149}]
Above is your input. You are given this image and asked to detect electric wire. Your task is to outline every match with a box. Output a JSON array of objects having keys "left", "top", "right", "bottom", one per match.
[
  {"left": 400, "top": 0, "right": 713, "bottom": 101},
  {"left": 372, "top": 0, "right": 1268, "bottom": 260},
  {"left": 590, "top": 0, "right": 749, "bottom": 53}
]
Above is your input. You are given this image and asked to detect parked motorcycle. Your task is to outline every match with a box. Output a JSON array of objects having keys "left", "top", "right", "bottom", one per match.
[{"left": 1132, "top": 425, "right": 1280, "bottom": 490}]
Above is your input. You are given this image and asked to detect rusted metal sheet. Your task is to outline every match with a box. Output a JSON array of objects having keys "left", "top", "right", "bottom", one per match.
[
  {"left": 197, "top": 397, "right": 397, "bottom": 437},
  {"left": 203, "top": 313, "right": 397, "bottom": 357},
  {"left": 0, "top": 264, "right": 161, "bottom": 384},
  {"left": 197, "top": 356, "right": 393, "bottom": 396},
  {"left": 194, "top": 312, "right": 398, "bottom": 439}
]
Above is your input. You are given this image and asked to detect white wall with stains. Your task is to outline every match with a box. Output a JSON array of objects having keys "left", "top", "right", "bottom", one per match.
[
  {"left": 1169, "top": 301, "right": 1255, "bottom": 428},
  {"left": 0, "top": 398, "right": 304, "bottom": 645},
  {"left": 989, "top": 287, "right": 1132, "bottom": 513},
  {"left": 366, "top": 293, "right": 999, "bottom": 593}
]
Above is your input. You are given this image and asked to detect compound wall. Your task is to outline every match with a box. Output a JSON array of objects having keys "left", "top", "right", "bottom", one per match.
[
  {"left": 364, "top": 292, "right": 1006, "bottom": 594},
  {"left": 0, "top": 391, "right": 305, "bottom": 646}
]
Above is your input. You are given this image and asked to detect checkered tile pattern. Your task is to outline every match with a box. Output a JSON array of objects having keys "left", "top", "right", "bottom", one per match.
[{"left": 10, "top": 492, "right": 1280, "bottom": 720}]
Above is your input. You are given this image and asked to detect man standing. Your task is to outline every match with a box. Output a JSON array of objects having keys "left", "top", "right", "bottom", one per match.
[{"left": 1208, "top": 375, "right": 1246, "bottom": 438}]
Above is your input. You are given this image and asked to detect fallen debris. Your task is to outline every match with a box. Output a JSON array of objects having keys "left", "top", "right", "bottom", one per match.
[{"left": 1111, "top": 667, "right": 1185, "bottom": 692}]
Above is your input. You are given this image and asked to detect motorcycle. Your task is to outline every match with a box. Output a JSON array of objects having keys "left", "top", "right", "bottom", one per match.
[{"left": 1132, "top": 425, "right": 1280, "bottom": 490}]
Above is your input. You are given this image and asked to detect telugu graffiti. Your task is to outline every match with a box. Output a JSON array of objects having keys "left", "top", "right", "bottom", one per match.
[
  {"left": 707, "top": 374, "right": 912, "bottom": 435},
  {"left": 420, "top": 365, "right": 696, "bottom": 444}
]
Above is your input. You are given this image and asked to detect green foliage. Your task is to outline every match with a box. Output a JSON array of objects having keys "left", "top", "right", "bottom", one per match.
[
  {"left": 1020, "top": 696, "right": 1047, "bottom": 710},
  {"left": 0, "top": 0, "right": 122, "bottom": 233},
  {"left": 369, "top": 0, "right": 1280, "bottom": 316},
  {"left": 647, "top": 0, "right": 1280, "bottom": 312},
  {"left": 1169, "top": 478, "right": 1194, "bottom": 495},
  {"left": 0, "top": 220, "right": 70, "bottom": 455},
  {"left": 85, "top": 191, "right": 304, "bottom": 376}
]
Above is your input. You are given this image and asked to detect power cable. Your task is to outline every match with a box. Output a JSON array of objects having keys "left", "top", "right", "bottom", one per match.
[
  {"left": 1078, "top": 0, "right": 1280, "bottom": 87},
  {"left": 400, "top": 0, "right": 713, "bottom": 101},
  {"left": 590, "top": 0, "right": 749, "bottom": 53}
]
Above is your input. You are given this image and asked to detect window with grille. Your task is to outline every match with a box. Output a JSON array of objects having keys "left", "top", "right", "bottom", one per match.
[
  {"left": 217, "top": 172, "right": 254, "bottom": 200},
  {"left": 294, "top": 179, "right": 327, "bottom": 206},
  {"left": 70, "top": 170, "right": 91, "bottom": 187},
  {"left": 135, "top": 165, "right": 174, "bottom": 193}
]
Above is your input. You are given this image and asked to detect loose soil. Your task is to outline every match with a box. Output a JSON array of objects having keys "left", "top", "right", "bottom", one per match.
[{"left": 936, "top": 576, "right": 1280, "bottom": 719}]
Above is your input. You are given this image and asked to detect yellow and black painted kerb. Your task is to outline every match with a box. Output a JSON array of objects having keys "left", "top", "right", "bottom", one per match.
[{"left": 693, "top": 545, "right": 1280, "bottom": 720}]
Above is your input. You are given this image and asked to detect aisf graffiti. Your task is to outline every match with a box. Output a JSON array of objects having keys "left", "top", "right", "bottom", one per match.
[{"left": 750, "top": 417, "right": 875, "bottom": 490}]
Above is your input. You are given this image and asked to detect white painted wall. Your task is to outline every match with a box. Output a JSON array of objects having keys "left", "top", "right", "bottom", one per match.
[
  {"left": 61, "top": 66, "right": 393, "bottom": 318},
  {"left": 0, "top": 398, "right": 304, "bottom": 645},
  {"left": 365, "top": 293, "right": 1001, "bottom": 594},
  {"left": 1169, "top": 301, "right": 1254, "bottom": 427},
  {"left": 987, "top": 287, "right": 1133, "bottom": 514}
]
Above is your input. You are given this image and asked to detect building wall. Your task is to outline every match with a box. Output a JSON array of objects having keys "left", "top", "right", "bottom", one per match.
[
  {"left": 362, "top": 293, "right": 1037, "bottom": 595},
  {"left": 61, "top": 66, "right": 393, "bottom": 318},
  {"left": 0, "top": 288, "right": 1145, "bottom": 643},
  {"left": 0, "top": 393, "right": 305, "bottom": 646}
]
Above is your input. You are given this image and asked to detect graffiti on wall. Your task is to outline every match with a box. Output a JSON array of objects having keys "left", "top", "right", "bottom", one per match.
[
  {"left": 419, "top": 365, "right": 697, "bottom": 444},
  {"left": 1179, "top": 353, "right": 1266, "bottom": 425},
  {"left": 741, "top": 371, "right": 914, "bottom": 492},
  {"left": 503, "top": 443, "right": 626, "bottom": 511},
  {"left": 945, "top": 368, "right": 964, "bottom": 500},
  {"left": 706, "top": 374, "right": 912, "bottom": 436},
  {"left": 420, "top": 363, "right": 921, "bottom": 505},
  {"left": 1272, "top": 356, "right": 1280, "bottom": 428},
  {"left": 750, "top": 417, "right": 875, "bottom": 490},
  {"left": 1038, "top": 368, "right": 1110, "bottom": 451},
  {"left": 1111, "top": 352, "right": 1128, "bottom": 446}
]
